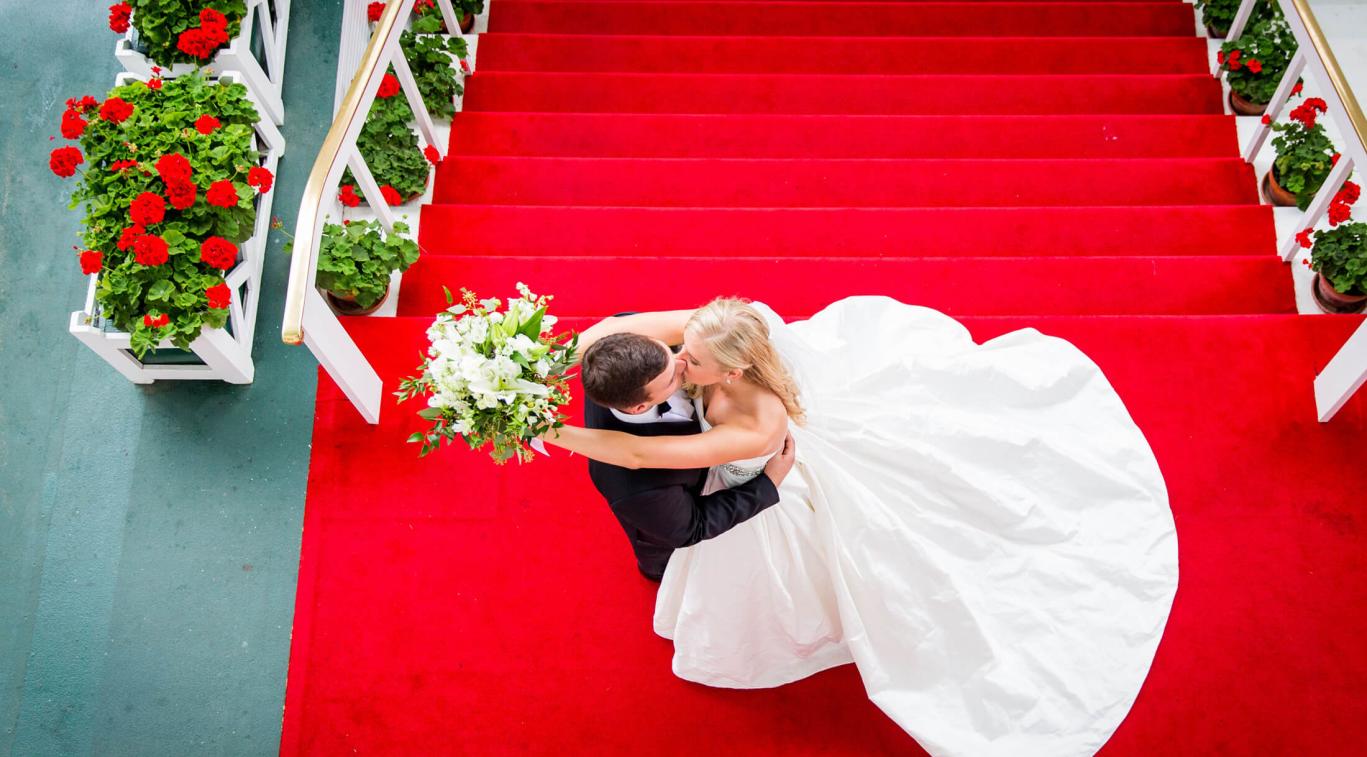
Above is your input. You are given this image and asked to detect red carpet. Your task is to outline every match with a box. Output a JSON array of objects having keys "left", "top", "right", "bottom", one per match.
[{"left": 282, "top": 0, "right": 1367, "bottom": 754}]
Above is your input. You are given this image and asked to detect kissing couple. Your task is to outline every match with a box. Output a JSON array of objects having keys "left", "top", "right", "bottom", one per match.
[{"left": 538, "top": 296, "right": 1179, "bottom": 757}]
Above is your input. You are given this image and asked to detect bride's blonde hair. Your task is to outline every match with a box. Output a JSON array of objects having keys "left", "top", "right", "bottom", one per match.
[{"left": 685, "top": 298, "right": 805, "bottom": 424}]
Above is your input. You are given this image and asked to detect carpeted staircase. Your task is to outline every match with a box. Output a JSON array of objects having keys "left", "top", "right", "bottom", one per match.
[{"left": 282, "top": 1, "right": 1367, "bottom": 754}]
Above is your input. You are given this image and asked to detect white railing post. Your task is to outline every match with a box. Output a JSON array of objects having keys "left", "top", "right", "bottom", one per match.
[
  {"left": 1227, "top": 0, "right": 1259, "bottom": 41},
  {"left": 1316, "top": 322, "right": 1367, "bottom": 421}
]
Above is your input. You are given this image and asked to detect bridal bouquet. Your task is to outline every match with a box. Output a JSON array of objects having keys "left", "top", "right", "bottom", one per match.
[{"left": 398, "top": 284, "right": 576, "bottom": 462}]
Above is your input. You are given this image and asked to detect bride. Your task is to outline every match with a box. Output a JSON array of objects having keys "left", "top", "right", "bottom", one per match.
[{"left": 540, "top": 296, "right": 1179, "bottom": 756}]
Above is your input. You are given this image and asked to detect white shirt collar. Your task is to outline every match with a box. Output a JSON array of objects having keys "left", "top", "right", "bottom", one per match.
[{"left": 611, "top": 389, "right": 695, "bottom": 424}]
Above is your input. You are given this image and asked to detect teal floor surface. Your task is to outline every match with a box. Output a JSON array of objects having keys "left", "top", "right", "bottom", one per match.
[{"left": 1, "top": 2, "right": 344, "bottom": 754}]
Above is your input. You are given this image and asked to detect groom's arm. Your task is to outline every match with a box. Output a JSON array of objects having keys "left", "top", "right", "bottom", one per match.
[
  {"left": 680, "top": 474, "right": 782, "bottom": 547},
  {"left": 616, "top": 433, "right": 795, "bottom": 548}
]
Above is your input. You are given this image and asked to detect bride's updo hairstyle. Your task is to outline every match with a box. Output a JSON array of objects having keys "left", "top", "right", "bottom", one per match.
[{"left": 685, "top": 298, "right": 806, "bottom": 424}]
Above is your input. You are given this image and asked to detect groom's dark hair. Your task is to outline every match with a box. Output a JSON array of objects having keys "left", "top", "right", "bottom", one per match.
[{"left": 582, "top": 334, "right": 669, "bottom": 410}]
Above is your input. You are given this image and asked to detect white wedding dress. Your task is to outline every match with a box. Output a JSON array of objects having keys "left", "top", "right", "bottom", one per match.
[{"left": 653, "top": 297, "right": 1178, "bottom": 757}]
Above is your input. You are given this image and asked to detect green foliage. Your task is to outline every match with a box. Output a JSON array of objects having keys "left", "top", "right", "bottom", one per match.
[
  {"left": 401, "top": 31, "right": 468, "bottom": 120},
  {"left": 410, "top": 0, "right": 484, "bottom": 34},
  {"left": 1271, "top": 120, "right": 1337, "bottom": 211},
  {"left": 315, "top": 219, "right": 420, "bottom": 308},
  {"left": 1196, "top": 0, "right": 1244, "bottom": 35},
  {"left": 128, "top": 0, "right": 247, "bottom": 67},
  {"left": 341, "top": 77, "right": 430, "bottom": 202},
  {"left": 66, "top": 74, "right": 264, "bottom": 357},
  {"left": 1310, "top": 222, "right": 1367, "bottom": 296},
  {"left": 1220, "top": 13, "right": 1297, "bottom": 105}
]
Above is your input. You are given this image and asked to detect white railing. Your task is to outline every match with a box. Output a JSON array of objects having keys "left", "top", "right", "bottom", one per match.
[
  {"left": 281, "top": 0, "right": 468, "bottom": 423},
  {"left": 1223, "top": 0, "right": 1367, "bottom": 421}
]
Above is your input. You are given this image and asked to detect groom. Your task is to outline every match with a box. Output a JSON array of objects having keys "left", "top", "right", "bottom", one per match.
[{"left": 580, "top": 332, "right": 795, "bottom": 581}]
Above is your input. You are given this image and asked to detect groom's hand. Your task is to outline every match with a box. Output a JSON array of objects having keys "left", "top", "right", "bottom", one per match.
[{"left": 763, "top": 432, "right": 797, "bottom": 486}]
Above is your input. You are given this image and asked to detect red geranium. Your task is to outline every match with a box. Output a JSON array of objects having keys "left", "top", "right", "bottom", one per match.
[
  {"left": 1305, "top": 97, "right": 1328, "bottom": 113},
  {"left": 195, "top": 114, "right": 221, "bottom": 134},
  {"left": 1328, "top": 201, "right": 1352, "bottom": 226},
  {"left": 61, "top": 110, "right": 88, "bottom": 139},
  {"left": 1291, "top": 81, "right": 1304, "bottom": 96},
  {"left": 133, "top": 234, "right": 170, "bottom": 267},
  {"left": 1336, "top": 180, "right": 1361, "bottom": 206},
  {"left": 1260, "top": 114, "right": 1271, "bottom": 126},
  {"left": 80, "top": 250, "right": 104, "bottom": 275},
  {"left": 377, "top": 73, "right": 400, "bottom": 99},
  {"left": 143, "top": 313, "right": 170, "bottom": 329},
  {"left": 200, "top": 8, "right": 228, "bottom": 28},
  {"left": 368, "top": 1, "right": 386, "bottom": 21},
  {"left": 130, "top": 192, "right": 167, "bottom": 225},
  {"left": 339, "top": 184, "right": 361, "bottom": 207},
  {"left": 206, "top": 180, "right": 240, "bottom": 208},
  {"left": 110, "top": 160, "right": 140, "bottom": 173},
  {"left": 67, "top": 95, "right": 98, "bottom": 114},
  {"left": 380, "top": 184, "right": 403, "bottom": 206},
  {"left": 247, "top": 166, "right": 274, "bottom": 193},
  {"left": 99, "top": 97, "right": 134, "bottom": 123},
  {"left": 117, "top": 224, "right": 146, "bottom": 251},
  {"left": 1289, "top": 102, "right": 1319, "bottom": 128},
  {"left": 166, "top": 180, "right": 197, "bottom": 210},
  {"left": 1332, "top": 153, "right": 1341, "bottom": 167},
  {"left": 1296, "top": 228, "right": 1315, "bottom": 249},
  {"left": 156, "top": 153, "right": 193, "bottom": 183},
  {"left": 49, "top": 146, "right": 84, "bottom": 177},
  {"left": 460, "top": 58, "right": 471, "bottom": 75},
  {"left": 206, "top": 283, "right": 232, "bottom": 309},
  {"left": 108, "top": 2, "right": 132, "bottom": 33},
  {"left": 148, "top": 78, "right": 163, "bottom": 90},
  {"left": 416, "top": 0, "right": 434, "bottom": 10},
  {"left": 1247, "top": 59, "right": 1262, "bottom": 74},
  {"left": 177, "top": 28, "right": 216, "bottom": 59},
  {"left": 200, "top": 236, "right": 238, "bottom": 270},
  {"left": 424, "top": 145, "right": 441, "bottom": 166}
]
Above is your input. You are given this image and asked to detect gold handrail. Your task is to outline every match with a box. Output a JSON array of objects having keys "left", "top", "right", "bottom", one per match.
[
  {"left": 281, "top": 1, "right": 411, "bottom": 345},
  {"left": 1289, "top": 0, "right": 1367, "bottom": 156}
]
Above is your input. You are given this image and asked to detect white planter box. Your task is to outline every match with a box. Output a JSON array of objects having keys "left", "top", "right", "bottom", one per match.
[
  {"left": 115, "top": 0, "right": 290, "bottom": 125},
  {"left": 68, "top": 72, "right": 286, "bottom": 385}
]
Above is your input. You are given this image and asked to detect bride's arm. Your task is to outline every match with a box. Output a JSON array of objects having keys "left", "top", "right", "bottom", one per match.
[
  {"left": 573, "top": 310, "right": 695, "bottom": 362},
  {"left": 541, "top": 423, "right": 772, "bottom": 470}
]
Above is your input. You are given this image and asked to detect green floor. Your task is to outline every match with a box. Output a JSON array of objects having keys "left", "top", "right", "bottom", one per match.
[{"left": 1, "top": 3, "right": 343, "bottom": 754}]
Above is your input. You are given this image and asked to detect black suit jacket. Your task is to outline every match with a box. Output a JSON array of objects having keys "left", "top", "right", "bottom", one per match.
[{"left": 583, "top": 397, "right": 781, "bottom": 579}]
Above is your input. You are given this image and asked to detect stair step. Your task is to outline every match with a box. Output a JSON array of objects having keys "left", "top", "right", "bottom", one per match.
[
  {"left": 475, "top": 34, "right": 1211, "bottom": 74},
  {"left": 394, "top": 255, "right": 1294, "bottom": 317},
  {"left": 417, "top": 205, "right": 1277, "bottom": 257},
  {"left": 488, "top": 1, "right": 1197, "bottom": 37},
  {"left": 432, "top": 157, "right": 1257, "bottom": 207},
  {"left": 462, "top": 72, "right": 1223, "bottom": 114},
  {"left": 448, "top": 113, "right": 1238, "bottom": 158}
]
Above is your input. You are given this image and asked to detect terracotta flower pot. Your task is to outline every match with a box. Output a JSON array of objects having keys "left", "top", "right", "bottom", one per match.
[
  {"left": 326, "top": 285, "right": 390, "bottom": 316},
  {"left": 460, "top": 12, "right": 474, "bottom": 33},
  {"left": 1262, "top": 168, "right": 1298, "bottom": 207},
  {"left": 1312, "top": 273, "right": 1367, "bottom": 314},
  {"left": 1229, "top": 90, "right": 1268, "bottom": 117},
  {"left": 1206, "top": 21, "right": 1229, "bottom": 39}
]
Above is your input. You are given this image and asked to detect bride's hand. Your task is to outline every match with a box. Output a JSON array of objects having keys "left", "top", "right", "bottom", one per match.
[
  {"left": 574, "top": 310, "right": 696, "bottom": 362},
  {"left": 763, "top": 432, "right": 796, "bottom": 485}
]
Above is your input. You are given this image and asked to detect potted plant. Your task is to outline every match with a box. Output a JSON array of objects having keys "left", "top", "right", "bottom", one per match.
[
  {"left": 1196, "top": 0, "right": 1241, "bottom": 38},
  {"left": 109, "top": 1, "right": 289, "bottom": 125},
  {"left": 313, "top": 219, "right": 421, "bottom": 315},
  {"left": 368, "top": 0, "right": 480, "bottom": 34},
  {"left": 402, "top": 29, "right": 470, "bottom": 120},
  {"left": 1303, "top": 222, "right": 1367, "bottom": 314},
  {"left": 1219, "top": 13, "right": 1298, "bottom": 116},
  {"left": 1266, "top": 98, "right": 1336, "bottom": 209},
  {"left": 337, "top": 73, "right": 433, "bottom": 207},
  {"left": 53, "top": 71, "right": 279, "bottom": 380}
]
